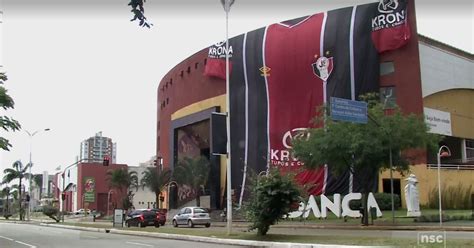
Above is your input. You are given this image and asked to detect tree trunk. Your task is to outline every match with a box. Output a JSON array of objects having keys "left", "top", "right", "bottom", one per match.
[
  {"left": 361, "top": 192, "right": 369, "bottom": 226},
  {"left": 196, "top": 188, "right": 201, "bottom": 207},
  {"left": 19, "top": 176, "right": 23, "bottom": 221},
  {"left": 358, "top": 166, "right": 376, "bottom": 226}
]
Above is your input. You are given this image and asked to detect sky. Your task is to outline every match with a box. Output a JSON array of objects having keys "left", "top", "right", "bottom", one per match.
[{"left": 0, "top": 0, "right": 472, "bottom": 181}]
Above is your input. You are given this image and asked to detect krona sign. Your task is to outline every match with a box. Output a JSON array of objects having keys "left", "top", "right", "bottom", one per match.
[{"left": 288, "top": 193, "right": 382, "bottom": 219}]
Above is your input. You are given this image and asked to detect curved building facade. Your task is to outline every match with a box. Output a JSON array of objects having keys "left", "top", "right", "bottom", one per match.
[{"left": 158, "top": 0, "right": 473, "bottom": 210}]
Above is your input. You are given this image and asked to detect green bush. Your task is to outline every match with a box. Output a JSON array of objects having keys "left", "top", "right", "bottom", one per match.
[
  {"left": 415, "top": 213, "right": 473, "bottom": 223},
  {"left": 428, "top": 183, "right": 473, "bottom": 209},
  {"left": 244, "top": 169, "right": 302, "bottom": 236},
  {"left": 42, "top": 205, "right": 60, "bottom": 222},
  {"left": 374, "top": 193, "right": 401, "bottom": 211}
]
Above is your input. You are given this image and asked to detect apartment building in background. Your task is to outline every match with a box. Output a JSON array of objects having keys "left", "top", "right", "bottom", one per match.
[{"left": 80, "top": 131, "right": 117, "bottom": 163}]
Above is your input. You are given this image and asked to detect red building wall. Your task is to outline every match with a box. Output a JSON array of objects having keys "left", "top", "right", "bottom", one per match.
[
  {"left": 77, "top": 163, "right": 128, "bottom": 214},
  {"left": 157, "top": 50, "right": 226, "bottom": 169}
]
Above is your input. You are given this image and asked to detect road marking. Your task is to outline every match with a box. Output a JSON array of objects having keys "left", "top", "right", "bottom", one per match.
[
  {"left": 15, "top": 240, "right": 37, "bottom": 248},
  {"left": 126, "top": 241, "right": 154, "bottom": 247},
  {"left": 0, "top": 235, "right": 14, "bottom": 241},
  {"left": 82, "top": 235, "right": 99, "bottom": 239}
]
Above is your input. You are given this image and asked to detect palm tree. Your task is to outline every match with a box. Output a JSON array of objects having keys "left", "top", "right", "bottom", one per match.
[
  {"left": 106, "top": 168, "right": 138, "bottom": 209},
  {"left": 175, "top": 156, "right": 210, "bottom": 207},
  {"left": 140, "top": 167, "right": 171, "bottom": 209},
  {"left": 31, "top": 174, "right": 43, "bottom": 198},
  {"left": 2, "top": 161, "right": 30, "bottom": 220},
  {"left": 0, "top": 72, "right": 21, "bottom": 151}
]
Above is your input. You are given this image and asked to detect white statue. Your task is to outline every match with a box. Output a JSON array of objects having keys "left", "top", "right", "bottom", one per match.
[{"left": 404, "top": 174, "right": 421, "bottom": 217}]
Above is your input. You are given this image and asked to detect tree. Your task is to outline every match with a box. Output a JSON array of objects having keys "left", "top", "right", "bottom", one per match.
[
  {"left": 140, "top": 167, "right": 171, "bottom": 209},
  {"left": 1, "top": 186, "right": 13, "bottom": 219},
  {"left": 244, "top": 168, "right": 302, "bottom": 236},
  {"left": 128, "top": 0, "right": 153, "bottom": 28},
  {"left": 2, "top": 161, "right": 30, "bottom": 220},
  {"left": 175, "top": 156, "right": 210, "bottom": 207},
  {"left": 292, "top": 94, "right": 439, "bottom": 225},
  {"left": 0, "top": 72, "right": 21, "bottom": 151},
  {"left": 106, "top": 168, "right": 138, "bottom": 209},
  {"left": 32, "top": 174, "right": 43, "bottom": 197}
]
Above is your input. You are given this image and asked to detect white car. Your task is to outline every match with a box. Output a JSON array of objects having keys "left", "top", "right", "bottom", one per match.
[
  {"left": 172, "top": 207, "right": 211, "bottom": 228},
  {"left": 74, "top": 209, "right": 90, "bottom": 215}
]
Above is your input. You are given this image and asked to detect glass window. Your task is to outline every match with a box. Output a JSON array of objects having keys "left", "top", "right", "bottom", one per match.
[
  {"left": 466, "top": 139, "right": 474, "bottom": 160},
  {"left": 380, "top": 61, "right": 395, "bottom": 76},
  {"left": 193, "top": 208, "right": 208, "bottom": 213}
]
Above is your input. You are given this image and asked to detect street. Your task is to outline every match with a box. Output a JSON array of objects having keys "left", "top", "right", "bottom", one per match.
[{"left": 0, "top": 223, "right": 244, "bottom": 248}]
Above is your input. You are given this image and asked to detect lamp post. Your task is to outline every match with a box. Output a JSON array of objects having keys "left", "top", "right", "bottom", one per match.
[
  {"left": 25, "top": 128, "right": 50, "bottom": 220},
  {"left": 437, "top": 145, "right": 451, "bottom": 226},
  {"left": 220, "top": 0, "right": 235, "bottom": 236},
  {"left": 166, "top": 181, "right": 178, "bottom": 220}
]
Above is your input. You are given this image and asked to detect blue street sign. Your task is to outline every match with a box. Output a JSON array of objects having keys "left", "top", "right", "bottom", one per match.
[{"left": 330, "top": 97, "right": 368, "bottom": 124}]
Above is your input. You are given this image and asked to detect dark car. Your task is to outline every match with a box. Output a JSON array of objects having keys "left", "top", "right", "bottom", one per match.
[
  {"left": 150, "top": 208, "right": 167, "bottom": 226},
  {"left": 125, "top": 209, "right": 161, "bottom": 228}
]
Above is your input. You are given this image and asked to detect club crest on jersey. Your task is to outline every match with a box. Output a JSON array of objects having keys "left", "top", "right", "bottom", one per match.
[{"left": 312, "top": 56, "right": 333, "bottom": 81}]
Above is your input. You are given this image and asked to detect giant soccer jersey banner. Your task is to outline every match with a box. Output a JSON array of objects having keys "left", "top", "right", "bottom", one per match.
[{"left": 205, "top": 1, "right": 410, "bottom": 196}]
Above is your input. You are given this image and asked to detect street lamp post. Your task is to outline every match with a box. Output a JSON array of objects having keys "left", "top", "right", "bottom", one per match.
[
  {"left": 437, "top": 145, "right": 451, "bottom": 226},
  {"left": 25, "top": 128, "right": 50, "bottom": 220},
  {"left": 220, "top": 0, "right": 235, "bottom": 236}
]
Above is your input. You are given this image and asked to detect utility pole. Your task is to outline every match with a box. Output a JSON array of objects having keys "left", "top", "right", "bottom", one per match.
[{"left": 220, "top": 0, "right": 235, "bottom": 236}]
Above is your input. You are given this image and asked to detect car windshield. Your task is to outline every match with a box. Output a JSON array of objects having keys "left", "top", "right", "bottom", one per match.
[{"left": 194, "top": 208, "right": 208, "bottom": 214}]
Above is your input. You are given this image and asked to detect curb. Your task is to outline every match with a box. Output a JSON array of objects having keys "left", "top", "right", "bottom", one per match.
[
  {"left": 210, "top": 222, "right": 474, "bottom": 232},
  {"left": 39, "top": 223, "right": 374, "bottom": 248}
]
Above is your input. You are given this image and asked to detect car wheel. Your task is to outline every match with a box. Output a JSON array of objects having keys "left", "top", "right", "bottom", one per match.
[
  {"left": 172, "top": 220, "right": 178, "bottom": 227},
  {"left": 154, "top": 224, "right": 160, "bottom": 228},
  {"left": 205, "top": 223, "right": 210, "bottom": 228},
  {"left": 127, "top": 222, "right": 131, "bottom": 228},
  {"left": 187, "top": 220, "right": 194, "bottom": 228}
]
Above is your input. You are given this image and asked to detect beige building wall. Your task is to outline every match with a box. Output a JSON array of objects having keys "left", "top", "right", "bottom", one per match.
[
  {"left": 379, "top": 164, "right": 474, "bottom": 208},
  {"left": 423, "top": 89, "right": 474, "bottom": 139}
]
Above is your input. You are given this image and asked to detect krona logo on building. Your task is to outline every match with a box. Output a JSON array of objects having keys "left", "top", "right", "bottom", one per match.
[
  {"left": 282, "top": 128, "right": 309, "bottom": 149},
  {"left": 208, "top": 41, "right": 233, "bottom": 59},
  {"left": 372, "top": 0, "right": 406, "bottom": 31},
  {"left": 270, "top": 128, "right": 308, "bottom": 167},
  {"left": 378, "top": 0, "right": 399, "bottom": 13}
]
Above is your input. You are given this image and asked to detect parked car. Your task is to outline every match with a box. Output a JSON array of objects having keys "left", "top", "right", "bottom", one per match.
[
  {"left": 74, "top": 209, "right": 90, "bottom": 215},
  {"left": 125, "top": 209, "right": 161, "bottom": 228},
  {"left": 150, "top": 208, "right": 167, "bottom": 226},
  {"left": 172, "top": 207, "right": 211, "bottom": 228}
]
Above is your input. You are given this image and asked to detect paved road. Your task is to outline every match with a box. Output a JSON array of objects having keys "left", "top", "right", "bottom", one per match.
[{"left": 0, "top": 223, "right": 244, "bottom": 248}]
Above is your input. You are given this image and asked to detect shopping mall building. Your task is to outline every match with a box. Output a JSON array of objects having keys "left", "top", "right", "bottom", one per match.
[{"left": 157, "top": 0, "right": 473, "bottom": 210}]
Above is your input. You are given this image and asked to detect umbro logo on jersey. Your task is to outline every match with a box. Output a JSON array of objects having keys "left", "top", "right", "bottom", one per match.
[{"left": 260, "top": 66, "right": 271, "bottom": 77}]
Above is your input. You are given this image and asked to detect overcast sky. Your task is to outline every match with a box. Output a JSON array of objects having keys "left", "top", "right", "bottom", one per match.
[{"left": 0, "top": 0, "right": 472, "bottom": 180}]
